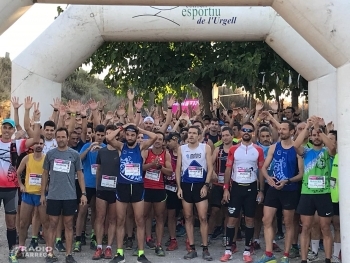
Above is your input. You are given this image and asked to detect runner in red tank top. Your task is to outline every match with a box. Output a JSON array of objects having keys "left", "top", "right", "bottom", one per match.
[{"left": 142, "top": 131, "right": 173, "bottom": 256}]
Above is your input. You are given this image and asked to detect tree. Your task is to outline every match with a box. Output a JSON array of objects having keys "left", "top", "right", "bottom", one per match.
[
  {"left": 0, "top": 56, "right": 11, "bottom": 101},
  {"left": 87, "top": 41, "right": 307, "bottom": 113}
]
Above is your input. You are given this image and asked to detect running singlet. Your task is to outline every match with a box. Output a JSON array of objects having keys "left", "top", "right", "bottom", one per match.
[
  {"left": 301, "top": 147, "right": 333, "bottom": 194},
  {"left": 257, "top": 142, "right": 273, "bottom": 177},
  {"left": 181, "top": 143, "right": 207, "bottom": 183},
  {"left": 144, "top": 149, "right": 166, "bottom": 189},
  {"left": 25, "top": 153, "right": 45, "bottom": 195},
  {"left": 164, "top": 150, "right": 177, "bottom": 192},
  {"left": 214, "top": 145, "right": 228, "bottom": 185},
  {"left": 119, "top": 143, "right": 143, "bottom": 184},
  {"left": 226, "top": 143, "right": 264, "bottom": 184},
  {"left": 330, "top": 153, "right": 339, "bottom": 203},
  {"left": 272, "top": 142, "right": 298, "bottom": 191},
  {"left": 0, "top": 139, "right": 26, "bottom": 188}
]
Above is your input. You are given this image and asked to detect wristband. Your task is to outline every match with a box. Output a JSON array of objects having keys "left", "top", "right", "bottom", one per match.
[
  {"left": 81, "top": 116, "right": 87, "bottom": 119},
  {"left": 33, "top": 121, "right": 41, "bottom": 124},
  {"left": 137, "top": 111, "right": 141, "bottom": 113},
  {"left": 54, "top": 109, "right": 58, "bottom": 112},
  {"left": 204, "top": 182, "right": 210, "bottom": 188},
  {"left": 71, "top": 113, "right": 76, "bottom": 117},
  {"left": 76, "top": 113, "right": 81, "bottom": 116},
  {"left": 257, "top": 117, "right": 261, "bottom": 122},
  {"left": 223, "top": 184, "right": 229, "bottom": 190}
]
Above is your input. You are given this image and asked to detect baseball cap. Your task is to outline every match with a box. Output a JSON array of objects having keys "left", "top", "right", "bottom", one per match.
[
  {"left": 144, "top": 116, "right": 155, "bottom": 123},
  {"left": 180, "top": 127, "right": 188, "bottom": 134},
  {"left": 2, "top": 118, "right": 15, "bottom": 128},
  {"left": 165, "top": 132, "right": 181, "bottom": 142}
]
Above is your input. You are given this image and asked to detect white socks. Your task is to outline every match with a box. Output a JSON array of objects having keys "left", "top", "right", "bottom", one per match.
[
  {"left": 311, "top": 239, "right": 319, "bottom": 254},
  {"left": 333, "top": 242, "right": 341, "bottom": 258}
]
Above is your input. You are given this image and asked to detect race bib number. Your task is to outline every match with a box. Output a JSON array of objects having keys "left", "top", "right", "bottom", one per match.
[
  {"left": 188, "top": 166, "right": 203, "bottom": 178},
  {"left": 330, "top": 177, "right": 336, "bottom": 189},
  {"left": 308, "top": 176, "right": 325, "bottom": 189},
  {"left": 53, "top": 159, "right": 71, "bottom": 173},
  {"left": 125, "top": 164, "right": 140, "bottom": 176},
  {"left": 101, "top": 175, "right": 117, "bottom": 188},
  {"left": 91, "top": 164, "right": 98, "bottom": 175},
  {"left": 29, "top": 174, "right": 42, "bottom": 186},
  {"left": 165, "top": 184, "right": 177, "bottom": 192},
  {"left": 145, "top": 169, "right": 161, "bottom": 181},
  {"left": 236, "top": 168, "right": 251, "bottom": 180},
  {"left": 218, "top": 174, "right": 225, "bottom": 184}
]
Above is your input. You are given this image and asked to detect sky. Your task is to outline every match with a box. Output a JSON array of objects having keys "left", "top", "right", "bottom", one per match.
[{"left": 0, "top": 3, "right": 96, "bottom": 74}]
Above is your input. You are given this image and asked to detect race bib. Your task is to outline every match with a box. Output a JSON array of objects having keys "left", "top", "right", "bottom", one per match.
[
  {"left": 308, "top": 176, "right": 325, "bottom": 189},
  {"left": 188, "top": 166, "right": 203, "bottom": 178},
  {"left": 53, "top": 159, "right": 71, "bottom": 173},
  {"left": 236, "top": 168, "right": 251, "bottom": 180},
  {"left": 101, "top": 175, "right": 117, "bottom": 188},
  {"left": 125, "top": 164, "right": 140, "bottom": 176},
  {"left": 165, "top": 184, "right": 177, "bottom": 192},
  {"left": 91, "top": 164, "right": 98, "bottom": 175},
  {"left": 330, "top": 177, "right": 336, "bottom": 189},
  {"left": 218, "top": 174, "right": 225, "bottom": 184},
  {"left": 145, "top": 169, "right": 161, "bottom": 181},
  {"left": 29, "top": 174, "right": 42, "bottom": 186}
]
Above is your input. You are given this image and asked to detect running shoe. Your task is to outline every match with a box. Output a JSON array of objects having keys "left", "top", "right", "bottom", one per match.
[
  {"left": 202, "top": 249, "right": 213, "bottom": 261},
  {"left": 73, "top": 241, "right": 82, "bottom": 252},
  {"left": 253, "top": 254, "right": 277, "bottom": 263},
  {"left": 289, "top": 246, "right": 300, "bottom": 258},
  {"left": 155, "top": 245, "right": 165, "bottom": 256},
  {"left": 184, "top": 250, "right": 197, "bottom": 259},
  {"left": 220, "top": 251, "right": 232, "bottom": 262},
  {"left": 166, "top": 239, "right": 178, "bottom": 251},
  {"left": 243, "top": 251, "right": 253, "bottom": 262},
  {"left": 92, "top": 247, "right": 104, "bottom": 260},
  {"left": 137, "top": 254, "right": 151, "bottom": 263},
  {"left": 273, "top": 243, "right": 282, "bottom": 252},
  {"left": 55, "top": 240, "right": 66, "bottom": 252},
  {"left": 307, "top": 251, "right": 318, "bottom": 261}
]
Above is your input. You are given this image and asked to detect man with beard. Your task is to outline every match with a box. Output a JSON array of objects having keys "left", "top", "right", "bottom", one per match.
[
  {"left": 16, "top": 135, "right": 49, "bottom": 258},
  {"left": 208, "top": 127, "right": 235, "bottom": 247},
  {"left": 221, "top": 122, "right": 264, "bottom": 263},
  {"left": 105, "top": 124, "right": 157, "bottom": 263},
  {"left": 40, "top": 127, "right": 87, "bottom": 263},
  {"left": 254, "top": 121, "right": 304, "bottom": 263},
  {"left": 205, "top": 118, "right": 221, "bottom": 144},
  {"left": 293, "top": 116, "right": 336, "bottom": 263},
  {"left": 176, "top": 126, "right": 213, "bottom": 261},
  {"left": 142, "top": 131, "right": 173, "bottom": 256}
]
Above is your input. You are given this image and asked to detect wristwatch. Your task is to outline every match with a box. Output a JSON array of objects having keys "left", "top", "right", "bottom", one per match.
[
  {"left": 204, "top": 183, "right": 210, "bottom": 188},
  {"left": 81, "top": 192, "right": 87, "bottom": 196}
]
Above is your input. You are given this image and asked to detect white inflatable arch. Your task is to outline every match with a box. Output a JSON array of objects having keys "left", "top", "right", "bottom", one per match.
[{"left": 2, "top": 0, "right": 350, "bottom": 256}]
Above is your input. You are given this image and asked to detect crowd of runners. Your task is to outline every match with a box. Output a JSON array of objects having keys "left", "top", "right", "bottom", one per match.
[{"left": 0, "top": 91, "right": 340, "bottom": 263}]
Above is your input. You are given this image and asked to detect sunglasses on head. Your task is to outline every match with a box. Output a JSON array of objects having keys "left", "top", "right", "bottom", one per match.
[{"left": 241, "top": 128, "right": 253, "bottom": 133}]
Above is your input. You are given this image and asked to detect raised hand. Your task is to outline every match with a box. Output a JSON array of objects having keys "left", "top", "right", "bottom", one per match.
[
  {"left": 127, "top": 89, "right": 135, "bottom": 101},
  {"left": 50, "top": 97, "right": 61, "bottom": 110},
  {"left": 88, "top": 99, "right": 98, "bottom": 111},
  {"left": 256, "top": 101, "right": 264, "bottom": 111},
  {"left": 24, "top": 96, "right": 34, "bottom": 110},
  {"left": 105, "top": 111, "right": 113, "bottom": 120},
  {"left": 270, "top": 100, "right": 278, "bottom": 112},
  {"left": 326, "top": 121, "right": 334, "bottom": 131},
  {"left": 134, "top": 97, "right": 144, "bottom": 111},
  {"left": 33, "top": 102, "right": 41, "bottom": 121},
  {"left": 59, "top": 104, "right": 67, "bottom": 117},
  {"left": 167, "top": 95, "right": 176, "bottom": 107},
  {"left": 116, "top": 104, "right": 126, "bottom": 117},
  {"left": 11, "top": 97, "right": 23, "bottom": 109}
]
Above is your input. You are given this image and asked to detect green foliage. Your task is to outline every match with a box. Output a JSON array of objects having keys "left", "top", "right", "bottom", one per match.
[
  {"left": 87, "top": 41, "right": 307, "bottom": 111},
  {"left": 62, "top": 69, "right": 121, "bottom": 110},
  {"left": 0, "top": 57, "right": 11, "bottom": 101}
]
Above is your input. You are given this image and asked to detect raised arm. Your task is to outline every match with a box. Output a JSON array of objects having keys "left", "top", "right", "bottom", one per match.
[
  {"left": 159, "top": 96, "right": 175, "bottom": 133},
  {"left": 294, "top": 118, "right": 312, "bottom": 155},
  {"left": 11, "top": 97, "right": 23, "bottom": 131}
]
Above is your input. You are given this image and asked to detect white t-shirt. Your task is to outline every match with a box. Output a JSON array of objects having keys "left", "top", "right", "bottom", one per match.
[{"left": 43, "top": 139, "right": 57, "bottom": 154}]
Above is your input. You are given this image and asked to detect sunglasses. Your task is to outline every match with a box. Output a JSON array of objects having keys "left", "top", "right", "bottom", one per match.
[{"left": 241, "top": 128, "right": 253, "bottom": 133}]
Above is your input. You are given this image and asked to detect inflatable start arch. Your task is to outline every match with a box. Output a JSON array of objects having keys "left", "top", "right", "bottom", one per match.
[{"left": 1, "top": 0, "right": 350, "bottom": 257}]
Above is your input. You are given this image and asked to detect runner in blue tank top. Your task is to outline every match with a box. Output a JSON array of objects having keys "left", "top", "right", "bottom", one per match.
[
  {"left": 106, "top": 124, "right": 157, "bottom": 263},
  {"left": 255, "top": 120, "right": 304, "bottom": 263}
]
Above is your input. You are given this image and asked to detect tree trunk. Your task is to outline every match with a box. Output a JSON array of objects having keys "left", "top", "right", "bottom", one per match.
[
  {"left": 291, "top": 88, "right": 299, "bottom": 109},
  {"left": 195, "top": 78, "right": 213, "bottom": 115}
]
